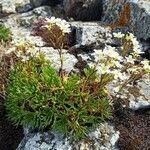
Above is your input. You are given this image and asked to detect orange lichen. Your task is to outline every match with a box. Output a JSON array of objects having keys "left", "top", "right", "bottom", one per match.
[{"left": 110, "top": 3, "right": 131, "bottom": 29}]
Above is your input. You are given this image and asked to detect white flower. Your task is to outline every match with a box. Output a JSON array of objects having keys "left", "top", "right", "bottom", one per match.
[
  {"left": 5, "top": 47, "right": 15, "bottom": 54},
  {"left": 127, "top": 67, "right": 138, "bottom": 73},
  {"left": 125, "top": 33, "right": 135, "bottom": 41},
  {"left": 45, "top": 17, "right": 56, "bottom": 24},
  {"left": 131, "top": 38, "right": 144, "bottom": 55},
  {"left": 21, "top": 56, "right": 29, "bottom": 62},
  {"left": 104, "top": 46, "right": 121, "bottom": 60},
  {"left": 132, "top": 48, "right": 144, "bottom": 55},
  {"left": 141, "top": 59, "right": 150, "bottom": 71},
  {"left": 125, "top": 55, "right": 135, "bottom": 64},
  {"left": 58, "top": 20, "right": 71, "bottom": 33},
  {"left": 114, "top": 86, "right": 120, "bottom": 92},
  {"left": 112, "top": 70, "right": 123, "bottom": 80},
  {"left": 132, "top": 38, "right": 140, "bottom": 48},
  {"left": 94, "top": 50, "right": 105, "bottom": 61},
  {"left": 113, "top": 32, "right": 125, "bottom": 38},
  {"left": 119, "top": 72, "right": 128, "bottom": 81},
  {"left": 88, "top": 63, "right": 95, "bottom": 68},
  {"left": 97, "top": 64, "right": 111, "bottom": 74},
  {"left": 43, "top": 17, "right": 71, "bottom": 34},
  {"left": 113, "top": 60, "right": 123, "bottom": 68}
]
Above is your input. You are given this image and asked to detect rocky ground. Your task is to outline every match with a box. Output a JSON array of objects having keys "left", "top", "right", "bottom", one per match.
[
  {"left": 113, "top": 100, "right": 150, "bottom": 150},
  {"left": 0, "top": 0, "right": 150, "bottom": 150}
]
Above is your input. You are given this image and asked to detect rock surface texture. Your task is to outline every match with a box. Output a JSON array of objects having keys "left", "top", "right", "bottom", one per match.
[
  {"left": 102, "top": 0, "right": 150, "bottom": 40},
  {"left": 70, "top": 22, "right": 113, "bottom": 47},
  {"left": 0, "top": 0, "right": 32, "bottom": 14},
  {"left": 17, "top": 123, "right": 119, "bottom": 150}
]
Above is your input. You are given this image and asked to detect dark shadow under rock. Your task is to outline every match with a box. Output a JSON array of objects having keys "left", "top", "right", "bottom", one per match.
[
  {"left": 113, "top": 101, "right": 150, "bottom": 150},
  {"left": 140, "top": 38, "right": 150, "bottom": 60},
  {"left": 66, "top": 0, "right": 103, "bottom": 21},
  {"left": 0, "top": 96, "right": 24, "bottom": 150},
  {"left": 43, "top": 0, "right": 63, "bottom": 6}
]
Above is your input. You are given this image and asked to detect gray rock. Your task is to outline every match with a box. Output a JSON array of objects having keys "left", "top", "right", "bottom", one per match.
[
  {"left": 17, "top": 123, "right": 119, "bottom": 150},
  {"left": 40, "top": 47, "right": 78, "bottom": 73},
  {"left": 0, "top": 0, "right": 30, "bottom": 14},
  {"left": 70, "top": 22, "right": 113, "bottom": 48},
  {"left": 19, "top": 6, "right": 52, "bottom": 27},
  {"left": 102, "top": 0, "right": 150, "bottom": 40},
  {"left": 16, "top": 4, "right": 33, "bottom": 13},
  {"left": 129, "top": 76, "right": 150, "bottom": 110}
]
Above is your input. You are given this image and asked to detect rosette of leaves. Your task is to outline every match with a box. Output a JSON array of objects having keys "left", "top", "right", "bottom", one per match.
[
  {"left": 5, "top": 56, "right": 112, "bottom": 139},
  {"left": 0, "top": 25, "right": 12, "bottom": 43}
]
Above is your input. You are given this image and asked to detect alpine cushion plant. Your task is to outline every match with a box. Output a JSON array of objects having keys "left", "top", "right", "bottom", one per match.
[
  {"left": 5, "top": 55, "right": 112, "bottom": 139},
  {"left": 5, "top": 17, "right": 112, "bottom": 139}
]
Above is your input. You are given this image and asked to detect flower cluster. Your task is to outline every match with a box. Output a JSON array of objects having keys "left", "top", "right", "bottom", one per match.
[
  {"left": 84, "top": 32, "right": 150, "bottom": 100},
  {"left": 33, "top": 17, "right": 71, "bottom": 49},
  {"left": 113, "top": 32, "right": 143, "bottom": 56},
  {"left": 43, "top": 17, "right": 71, "bottom": 34},
  {"left": 6, "top": 38, "right": 39, "bottom": 62}
]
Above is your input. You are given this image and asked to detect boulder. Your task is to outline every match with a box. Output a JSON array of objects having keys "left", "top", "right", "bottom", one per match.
[
  {"left": 17, "top": 123, "right": 119, "bottom": 150},
  {"left": 102, "top": 0, "right": 150, "bottom": 40}
]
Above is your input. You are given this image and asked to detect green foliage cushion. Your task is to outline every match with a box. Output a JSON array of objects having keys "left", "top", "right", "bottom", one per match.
[
  {"left": 0, "top": 25, "right": 12, "bottom": 43},
  {"left": 6, "top": 56, "right": 112, "bottom": 139}
]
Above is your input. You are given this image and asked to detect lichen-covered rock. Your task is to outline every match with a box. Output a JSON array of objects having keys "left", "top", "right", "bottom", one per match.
[
  {"left": 70, "top": 22, "right": 113, "bottom": 48},
  {"left": 0, "top": 6, "right": 52, "bottom": 40},
  {"left": 102, "top": 0, "right": 150, "bottom": 40},
  {"left": 17, "top": 123, "right": 119, "bottom": 150}
]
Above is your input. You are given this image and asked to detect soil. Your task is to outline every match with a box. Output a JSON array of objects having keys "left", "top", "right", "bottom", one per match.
[
  {"left": 114, "top": 101, "right": 150, "bottom": 150},
  {"left": 0, "top": 96, "right": 24, "bottom": 150}
]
